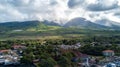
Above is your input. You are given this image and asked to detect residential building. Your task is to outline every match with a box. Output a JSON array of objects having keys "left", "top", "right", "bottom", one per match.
[{"left": 103, "top": 50, "right": 114, "bottom": 57}]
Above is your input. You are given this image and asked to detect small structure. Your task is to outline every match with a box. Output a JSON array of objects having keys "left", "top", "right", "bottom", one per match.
[
  {"left": 57, "top": 43, "right": 81, "bottom": 50},
  {"left": 0, "top": 59, "right": 5, "bottom": 64},
  {"left": 0, "top": 50, "right": 10, "bottom": 53},
  {"left": 12, "top": 45, "right": 26, "bottom": 50},
  {"left": 12, "top": 45, "right": 26, "bottom": 54},
  {"left": 0, "top": 49, "right": 20, "bottom": 65},
  {"left": 73, "top": 51, "right": 91, "bottom": 67},
  {"left": 104, "top": 63, "right": 116, "bottom": 67},
  {"left": 32, "top": 59, "right": 39, "bottom": 63},
  {"left": 103, "top": 50, "right": 114, "bottom": 57}
]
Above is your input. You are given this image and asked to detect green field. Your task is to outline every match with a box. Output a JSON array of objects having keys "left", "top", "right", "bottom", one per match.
[
  {"left": 1, "top": 27, "right": 120, "bottom": 40},
  {"left": 0, "top": 21, "right": 120, "bottom": 40}
]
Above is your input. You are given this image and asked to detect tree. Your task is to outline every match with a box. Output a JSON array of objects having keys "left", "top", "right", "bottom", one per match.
[
  {"left": 40, "top": 57, "right": 57, "bottom": 67},
  {"left": 58, "top": 56, "right": 71, "bottom": 67}
]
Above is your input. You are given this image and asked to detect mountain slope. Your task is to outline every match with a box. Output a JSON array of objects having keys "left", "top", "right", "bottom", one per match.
[
  {"left": 0, "top": 20, "right": 61, "bottom": 32},
  {"left": 43, "top": 20, "right": 60, "bottom": 26},
  {"left": 96, "top": 19, "right": 120, "bottom": 30},
  {"left": 64, "top": 17, "right": 109, "bottom": 30}
]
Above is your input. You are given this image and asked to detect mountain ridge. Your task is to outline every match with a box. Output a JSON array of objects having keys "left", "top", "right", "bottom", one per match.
[
  {"left": 0, "top": 18, "right": 120, "bottom": 31},
  {"left": 64, "top": 17, "right": 110, "bottom": 30},
  {"left": 0, "top": 20, "right": 61, "bottom": 32},
  {"left": 95, "top": 19, "right": 120, "bottom": 30}
]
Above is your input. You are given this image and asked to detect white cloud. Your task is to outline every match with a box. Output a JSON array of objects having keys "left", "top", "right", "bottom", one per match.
[
  {"left": 0, "top": 0, "right": 120, "bottom": 24},
  {"left": 86, "top": 0, "right": 119, "bottom": 11}
]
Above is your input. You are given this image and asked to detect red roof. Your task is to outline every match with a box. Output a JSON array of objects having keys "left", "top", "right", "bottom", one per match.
[
  {"left": 103, "top": 50, "right": 114, "bottom": 52},
  {"left": 32, "top": 59, "right": 39, "bottom": 63},
  {"left": 0, "top": 50, "right": 10, "bottom": 53},
  {"left": 74, "top": 51, "right": 89, "bottom": 58},
  {"left": 12, "top": 45, "right": 26, "bottom": 49}
]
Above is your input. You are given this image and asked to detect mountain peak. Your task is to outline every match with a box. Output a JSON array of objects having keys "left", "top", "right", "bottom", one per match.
[{"left": 64, "top": 17, "right": 108, "bottom": 29}]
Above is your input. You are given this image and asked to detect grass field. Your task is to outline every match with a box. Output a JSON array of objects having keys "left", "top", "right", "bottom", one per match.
[{"left": 0, "top": 27, "right": 120, "bottom": 40}]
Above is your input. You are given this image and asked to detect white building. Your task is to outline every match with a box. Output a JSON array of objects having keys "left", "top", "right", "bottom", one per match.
[{"left": 104, "top": 63, "right": 116, "bottom": 67}]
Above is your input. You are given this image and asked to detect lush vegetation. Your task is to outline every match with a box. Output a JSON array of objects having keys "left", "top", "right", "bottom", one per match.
[
  {"left": 0, "top": 20, "right": 120, "bottom": 40},
  {"left": 1, "top": 20, "right": 120, "bottom": 66},
  {"left": 1, "top": 27, "right": 120, "bottom": 40},
  {"left": 0, "top": 35, "right": 120, "bottom": 67}
]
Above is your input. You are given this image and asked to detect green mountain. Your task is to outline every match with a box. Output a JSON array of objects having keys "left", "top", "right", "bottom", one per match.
[
  {"left": 64, "top": 17, "right": 109, "bottom": 30},
  {"left": 0, "top": 20, "right": 61, "bottom": 32},
  {"left": 0, "top": 20, "right": 120, "bottom": 40}
]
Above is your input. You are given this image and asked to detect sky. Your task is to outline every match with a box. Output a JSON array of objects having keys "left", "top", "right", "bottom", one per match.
[{"left": 0, "top": 0, "right": 120, "bottom": 24}]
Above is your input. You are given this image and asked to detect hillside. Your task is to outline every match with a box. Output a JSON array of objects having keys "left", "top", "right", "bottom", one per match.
[
  {"left": 0, "top": 20, "right": 61, "bottom": 32},
  {"left": 96, "top": 19, "right": 120, "bottom": 30},
  {"left": 64, "top": 17, "right": 109, "bottom": 30},
  {"left": 0, "top": 19, "right": 120, "bottom": 40}
]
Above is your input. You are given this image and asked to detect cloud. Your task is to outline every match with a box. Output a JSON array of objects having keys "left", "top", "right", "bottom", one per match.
[
  {"left": 0, "top": 2, "right": 26, "bottom": 22},
  {"left": 67, "top": 0, "right": 119, "bottom": 11},
  {"left": 0, "top": 0, "right": 120, "bottom": 24},
  {"left": 68, "top": 0, "right": 84, "bottom": 8},
  {"left": 87, "top": 0, "right": 119, "bottom": 11},
  {"left": 113, "top": 9, "right": 120, "bottom": 18}
]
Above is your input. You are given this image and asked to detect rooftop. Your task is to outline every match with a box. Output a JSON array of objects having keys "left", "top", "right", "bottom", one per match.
[
  {"left": 103, "top": 50, "right": 114, "bottom": 52},
  {"left": 12, "top": 45, "right": 26, "bottom": 49},
  {"left": 0, "top": 50, "right": 10, "bottom": 53}
]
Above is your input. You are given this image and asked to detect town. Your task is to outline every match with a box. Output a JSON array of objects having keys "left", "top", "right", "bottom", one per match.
[
  {"left": 0, "top": 44, "right": 26, "bottom": 66},
  {"left": 0, "top": 38, "right": 120, "bottom": 67}
]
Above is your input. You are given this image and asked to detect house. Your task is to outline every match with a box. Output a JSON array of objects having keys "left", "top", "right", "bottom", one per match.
[
  {"left": 32, "top": 59, "right": 40, "bottom": 63},
  {"left": 0, "top": 50, "right": 10, "bottom": 53},
  {"left": 0, "top": 49, "right": 20, "bottom": 65},
  {"left": 12, "top": 45, "right": 27, "bottom": 55},
  {"left": 72, "top": 51, "right": 91, "bottom": 67},
  {"left": 0, "top": 58, "right": 5, "bottom": 64},
  {"left": 103, "top": 63, "right": 116, "bottom": 67},
  {"left": 103, "top": 50, "right": 114, "bottom": 57},
  {"left": 12, "top": 45, "right": 26, "bottom": 50},
  {"left": 74, "top": 51, "right": 90, "bottom": 61},
  {"left": 57, "top": 43, "right": 81, "bottom": 50},
  {"left": 0, "top": 50, "right": 13, "bottom": 56}
]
